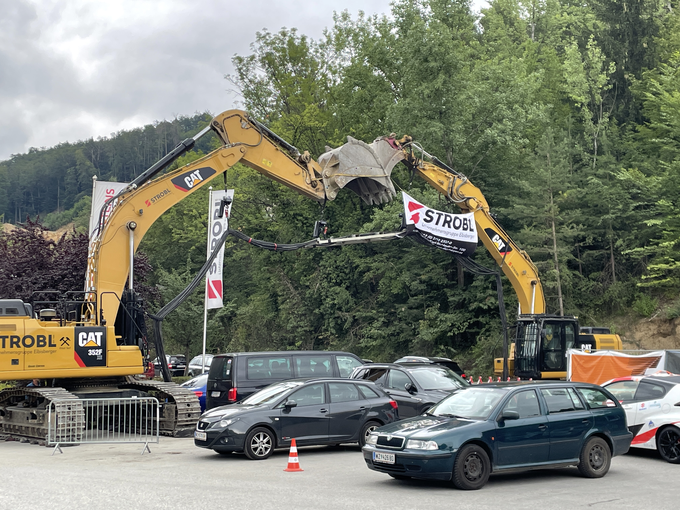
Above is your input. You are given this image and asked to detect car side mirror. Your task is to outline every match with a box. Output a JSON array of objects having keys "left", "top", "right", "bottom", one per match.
[
  {"left": 500, "top": 409, "right": 519, "bottom": 421},
  {"left": 284, "top": 400, "right": 297, "bottom": 410},
  {"left": 405, "top": 382, "right": 417, "bottom": 394}
]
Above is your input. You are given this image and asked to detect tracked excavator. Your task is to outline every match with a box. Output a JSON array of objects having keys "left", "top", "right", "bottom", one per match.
[
  {"left": 0, "top": 110, "right": 400, "bottom": 442},
  {"left": 0, "top": 110, "right": 620, "bottom": 443},
  {"left": 318, "top": 134, "right": 622, "bottom": 380}
]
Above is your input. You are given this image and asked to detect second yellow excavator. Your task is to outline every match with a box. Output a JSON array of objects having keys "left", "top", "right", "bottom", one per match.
[{"left": 317, "top": 134, "right": 622, "bottom": 380}]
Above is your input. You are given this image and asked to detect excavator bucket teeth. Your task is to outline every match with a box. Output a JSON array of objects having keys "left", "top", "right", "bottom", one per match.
[{"left": 318, "top": 136, "right": 403, "bottom": 205}]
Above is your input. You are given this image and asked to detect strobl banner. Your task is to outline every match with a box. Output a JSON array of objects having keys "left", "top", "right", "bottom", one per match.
[
  {"left": 205, "top": 189, "right": 234, "bottom": 309},
  {"left": 402, "top": 192, "right": 478, "bottom": 256}
]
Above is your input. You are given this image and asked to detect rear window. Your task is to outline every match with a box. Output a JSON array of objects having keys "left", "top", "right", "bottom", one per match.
[
  {"left": 247, "top": 357, "right": 293, "bottom": 380},
  {"left": 337, "top": 355, "right": 363, "bottom": 377},
  {"left": 635, "top": 381, "right": 668, "bottom": 400},
  {"left": 540, "top": 388, "right": 582, "bottom": 413},
  {"left": 357, "top": 385, "right": 380, "bottom": 399},
  {"left": 212, "top": 357, "right": 232, "bottom": 380},
  {"left": 329, "top": 382, "right": 361, "bottom": 403},
  {"left": 296, "top": 355, "right": 332, "bottom": 377}
]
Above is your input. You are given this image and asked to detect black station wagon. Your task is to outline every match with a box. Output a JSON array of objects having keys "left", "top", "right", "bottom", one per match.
[{"left": 363, "top": 381, "right": 633, "bottom": 490}]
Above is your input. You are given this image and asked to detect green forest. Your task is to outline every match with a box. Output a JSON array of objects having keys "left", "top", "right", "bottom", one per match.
[{"left": 1, "top": 0, "right": 679, "bottom": 374}]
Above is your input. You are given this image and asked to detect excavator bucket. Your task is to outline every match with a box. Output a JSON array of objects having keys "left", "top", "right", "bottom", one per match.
[{"left": 318, "top": 136, "right": 403, "bottom": 205}]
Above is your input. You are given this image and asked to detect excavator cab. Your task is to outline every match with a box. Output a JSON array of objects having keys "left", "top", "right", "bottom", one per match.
[{"left": 514, "top": 315, "right": 578, "bottom": 380}]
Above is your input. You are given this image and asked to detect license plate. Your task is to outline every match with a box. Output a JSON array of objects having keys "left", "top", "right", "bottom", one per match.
[
  {"left": 373, "top": 452, "right": 395, "bottom": 464},
  {"left": 211, "top": 391, "right": 220, "bottom": 397},
  {"left": 194, "top": 431, "right": 207, "bottom": 441}
]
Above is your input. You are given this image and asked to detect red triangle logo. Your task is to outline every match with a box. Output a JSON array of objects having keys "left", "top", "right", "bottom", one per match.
[
  {"left": 411, "top": 212, "right": 420, "bottom": 223},
  {"left": 208, "top": 280, "right": 223, "bottom": 299},
  {"left": 408, "top": 201, "right": 424, "bottom": 212}
]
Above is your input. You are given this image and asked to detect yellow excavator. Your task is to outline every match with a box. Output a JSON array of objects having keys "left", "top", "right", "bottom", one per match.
[
  {"left": 0, "top": 109, "right": 619, "bottom": 442},
  {"left": 0, "top": 110, "right": 411, "bottom": 441},
  {"left": 319, "top": 133, "right": 622, "bottom": 380}
]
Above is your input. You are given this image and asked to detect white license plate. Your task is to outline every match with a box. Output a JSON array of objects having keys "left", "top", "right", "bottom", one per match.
[
  {"left": 373, "top": 452, "right": 395, "bottom": 464},
  {"left": 194, "top": 431, "right": 207, "bottom": 441},
  {"left": 211, "top": 391, "right": 220, "bottom": 397}
]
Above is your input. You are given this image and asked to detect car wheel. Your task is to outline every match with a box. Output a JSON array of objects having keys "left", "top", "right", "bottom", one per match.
[
  {"left": 657, "top": 425, "right": 680, "bottom": 464},
  {"left": 359, "top": 420, "right": 380, "bottom": 447},
  {"left": 452, "top": 444, "right": 490, "bottom": 490},
  {"left": 244, "top": 427, "right": 275, "bottom": 460},
  {"left": 578, "top": 436, "right": 611, "bottom": 478}
]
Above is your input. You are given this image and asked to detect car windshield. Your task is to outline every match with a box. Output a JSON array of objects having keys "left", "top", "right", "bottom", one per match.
[
  {"left": 409, "top": 366, "right": 467, "bottom": 390},
  {"left": 428, "top": 387, "right": 507, "bottom": 420},
  {"left": 182, "top": 374, "right": 207, "bottom": 388},
  {"left": 241, "top": 381, "right": 306, "bottom": 406}
]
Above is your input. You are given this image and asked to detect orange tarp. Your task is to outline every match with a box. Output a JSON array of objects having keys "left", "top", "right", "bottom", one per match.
[{"left": 570, "top": 353, "right": 662, "bottom": 386}]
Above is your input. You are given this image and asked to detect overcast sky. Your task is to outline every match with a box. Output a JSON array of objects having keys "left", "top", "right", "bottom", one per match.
[{"left": 1, "top": 0, "right": 487, "bottom": 162}]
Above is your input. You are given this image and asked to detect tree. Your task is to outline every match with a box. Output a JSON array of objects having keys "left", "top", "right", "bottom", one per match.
[
  {"left": 563, "top": 36, "right": 616, "bottom": 169},
  {"left": 0, "top": 218, "right": 88, "bottom": 299}
]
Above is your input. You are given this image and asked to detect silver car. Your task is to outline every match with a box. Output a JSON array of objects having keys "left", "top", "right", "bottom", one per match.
[{"left": 188, "top": 354, "right": 214, "bottom": 376}]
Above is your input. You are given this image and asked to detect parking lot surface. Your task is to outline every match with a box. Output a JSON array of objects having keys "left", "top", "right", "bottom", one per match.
[{"left": 1, "top": 438, "right": 678, "bottom": 510}]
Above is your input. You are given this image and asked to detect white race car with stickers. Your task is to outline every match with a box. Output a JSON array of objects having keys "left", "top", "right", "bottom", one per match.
[{"left": 603, "top": 373, "right": 680, "bottom": 463}]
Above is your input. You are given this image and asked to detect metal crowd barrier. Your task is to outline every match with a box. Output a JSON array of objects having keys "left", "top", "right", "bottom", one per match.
[{"left": 47, "top": 397, "right": 159, "bottom": 455}]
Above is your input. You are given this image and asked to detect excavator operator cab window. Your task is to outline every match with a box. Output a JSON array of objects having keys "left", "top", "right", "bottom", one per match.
[{"left": 541, "top": 321, "right": 576, "bottom": 371}]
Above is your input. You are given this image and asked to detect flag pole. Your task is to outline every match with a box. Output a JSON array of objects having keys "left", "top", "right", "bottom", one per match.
[{"left": 201, "top": 187, "right": 212, "bottom": 375}]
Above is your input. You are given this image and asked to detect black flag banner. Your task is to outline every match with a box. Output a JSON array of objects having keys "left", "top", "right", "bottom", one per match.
[{"left": 402, "top": 192, "right": 478, "bottom": 256}]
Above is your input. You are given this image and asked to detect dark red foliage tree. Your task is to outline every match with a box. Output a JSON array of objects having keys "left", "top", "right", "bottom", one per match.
[{"left": 0, "top": 218, "right": 157, "bottom": 305}]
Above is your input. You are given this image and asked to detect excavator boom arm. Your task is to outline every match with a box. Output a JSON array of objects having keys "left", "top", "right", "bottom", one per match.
[
  {"left": 411, "top": 158, "right": 546, "bottom": 315},
  {"left": 89, "top": 110, "right": 328, "bottom": 326}
]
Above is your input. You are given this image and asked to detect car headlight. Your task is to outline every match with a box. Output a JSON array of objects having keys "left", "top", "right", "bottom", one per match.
[
  {"left": 406, "top": 439, "right": 439, "bottom": 450},
  {"left": 366, "top": 433, "right": 378, "bottom": 445},
  {"left": 213, "top": 418, "right": 236, "bottom": 429}
]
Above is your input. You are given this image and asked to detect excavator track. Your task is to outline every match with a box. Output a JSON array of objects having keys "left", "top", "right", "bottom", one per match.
[
  {"left": 0, "top": 379, "right": 201, "bottom": 444},
  {"left": 121, "top": 378, "right": 202, "bottom": 437},
  {"left": 0, "top": 386, "right": 80, "bottom": 444}
]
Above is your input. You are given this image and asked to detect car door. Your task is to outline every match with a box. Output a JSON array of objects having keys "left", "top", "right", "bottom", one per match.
[
  {"left": 494, "top": 389, "right": 550, "bottom": 467},
  {"left": 384, "top": 369, "right": 421, "bottom": 418},
  {"left": 277, "top": 382, "right": 329, "bottom": 446},
  {"left": 614, "top": 380, "right": 668, "bottom": 438},
  {"left": 604, "top": 379, "right": 640, "bottom": 432},
  {"left": 328, "top": 382, "right": 368, "bottom": 442},
  {"left": 540, "top": 387, "right": 593, "bottom": 461}
]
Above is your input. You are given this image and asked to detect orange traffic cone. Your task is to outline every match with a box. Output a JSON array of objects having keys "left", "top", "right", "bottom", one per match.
[
  {"left": 468, "top": 376, "right": 473, "bottom": 384},
  {"left": 284, "top": 438, "right": 303, "bottom": 472},
  {"left": 477, "top": 376, "right": 482, "bottom": 384},
  {"left": 487, "top": 376, "right": 493, "bottom": 383}
]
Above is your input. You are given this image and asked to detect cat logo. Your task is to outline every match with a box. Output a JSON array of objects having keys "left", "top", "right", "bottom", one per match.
[
  {"left": 171, "top": 167, "right": 217, "bottom": 192},
  {"left": 484, "top": 228, "right": 513, "bottom": 256},
  {"left": 78, "top": 330, "right": 104, "bottom": 348}
]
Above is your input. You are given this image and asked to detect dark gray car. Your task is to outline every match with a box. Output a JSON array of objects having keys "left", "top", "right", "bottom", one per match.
[
  {"left": 194, "top": 378, "right": 399, "bottom": 459},
  {"left": 351, "top": 363, "right": 470, "bottom": 418}
]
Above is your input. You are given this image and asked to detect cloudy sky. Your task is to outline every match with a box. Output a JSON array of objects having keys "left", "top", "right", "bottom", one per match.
[{"left": 1, "top": 0, "right": 487, "bottom": 162}]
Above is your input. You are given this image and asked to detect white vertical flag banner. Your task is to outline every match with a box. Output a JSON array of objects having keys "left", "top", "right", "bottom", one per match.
[
  {"left": 88, "top": 179, "right": 128, "bottom": 240},
  {"left": 205, "top": 189, "right": 234, "bottom": 309}
]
